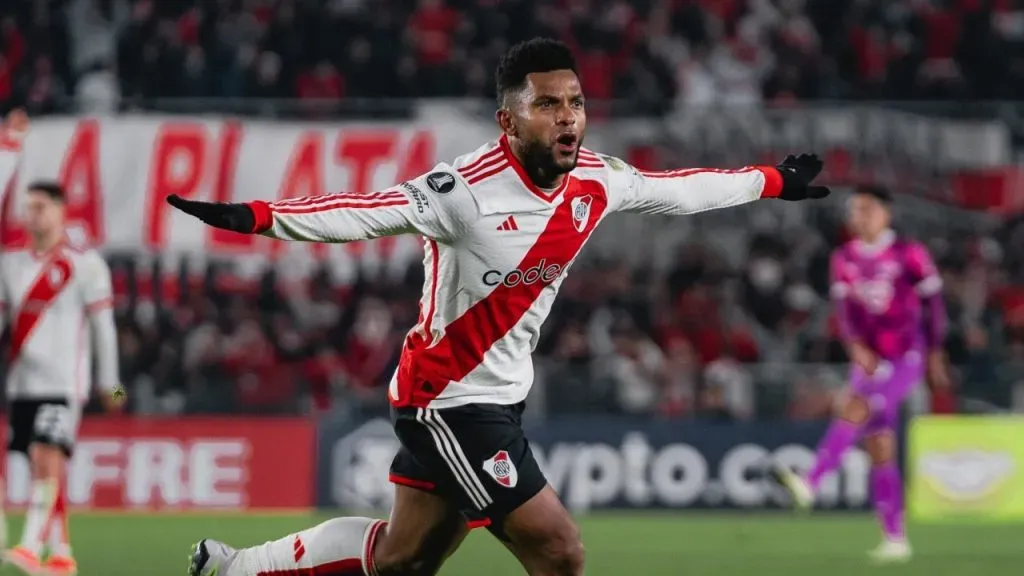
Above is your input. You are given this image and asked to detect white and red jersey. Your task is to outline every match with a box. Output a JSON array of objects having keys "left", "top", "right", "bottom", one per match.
[
  {"left": 249, "top": 134, "right": 783, "bottom": 409},
  {"left": 0, "top": 244, "right": 119, "bottom": 402},
  {"left": 0, "top": 137, "right": 119, "bottom": 403}
]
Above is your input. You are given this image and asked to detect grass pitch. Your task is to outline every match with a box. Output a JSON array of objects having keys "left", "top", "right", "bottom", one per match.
[{"left": 4, "top": 512, "right": 1020, "bottom": 575}]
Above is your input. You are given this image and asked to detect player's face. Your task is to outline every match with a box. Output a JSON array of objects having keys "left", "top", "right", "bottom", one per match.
[
  {"left": 848, "top": 193, "right": 891, "bottom": 241},
  {"left": 25, "top": 191, "right": 65, "bottom": 237},
  {"left": 504, "top": 70, "right": 586, "bottom": 177}
]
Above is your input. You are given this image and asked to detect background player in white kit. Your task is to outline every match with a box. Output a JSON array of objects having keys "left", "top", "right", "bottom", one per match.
[
  {"left": 0, "top": 108, "right": 28, "bottom": 568},
  {"left": 172, "top": 38, "right": 830, "bottom": 576},
  {"left": 0, "top": 112, "right": 123, "bottom": 576}
]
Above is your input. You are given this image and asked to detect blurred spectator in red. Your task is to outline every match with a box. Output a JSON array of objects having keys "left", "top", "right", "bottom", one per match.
[
  {"left": 1, "top": 16, "right": 24, "bottom": 73},
  {"left": 576, "top": 48, "right": 614, "bottom": 117},
  {"left": 409, "top": 0, "right": 461, "bottom": 68},
  {"left": 342, "top": 298, "right": 399, "bottom": 397},
  {"left": 659, "top": 335, "right": 698, "bottom": 417},
  {"left": 300, "top": 346, "right": 346, "bottom": 412},
  {"left": 0, "top": 55, "right": 11, "bottom": 103},
  {"left": 297, "top": 61, "right": 344, "bottom": 102}
]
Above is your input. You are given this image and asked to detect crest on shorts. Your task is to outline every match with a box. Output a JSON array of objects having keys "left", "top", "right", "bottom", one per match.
[{"left": 482, "top": 450, "right": 518, "bottom": 488}]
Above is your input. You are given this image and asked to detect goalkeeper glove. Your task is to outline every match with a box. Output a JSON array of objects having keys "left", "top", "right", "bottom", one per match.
[
  {"left": 167, "top": 195, "right": 256, "bottom": 233},
  {"left": 775, "top": 153, "right": 831, "bottom": 201}
]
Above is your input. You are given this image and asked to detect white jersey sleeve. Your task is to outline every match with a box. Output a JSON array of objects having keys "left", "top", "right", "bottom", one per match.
[
  {"left": 80, "top": 251, "right": 118, "bottom": 394},
  {"left": 249, "top": 163, "right": 480, "bottom": 244},
  {"left": 601, "top": 155, "right": 783, "bottom": 215}
]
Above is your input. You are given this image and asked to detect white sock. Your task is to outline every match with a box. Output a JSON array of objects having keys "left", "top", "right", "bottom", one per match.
[
  {"left": 47, "top": 523, "right": 70, "bottom": 557},
  {"left": 0, "top": 503, "right": 7, "bottom": 550},
  {"left": 227, "top": 517, "right": 384, "bottom": 576},
  {"left": 46, "top": 495, "right": 70, "bottom": 558},
  {"left": 19, "top": 479, "right": 56, "bottom": 555}
]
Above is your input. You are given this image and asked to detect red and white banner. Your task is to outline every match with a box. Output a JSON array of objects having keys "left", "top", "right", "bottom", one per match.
[
  {"left": 3, "top": 417, "right": 315, "bottom": 511},
  {"left": 1, "top": 111, "right": 1012, "bottom": 268}
]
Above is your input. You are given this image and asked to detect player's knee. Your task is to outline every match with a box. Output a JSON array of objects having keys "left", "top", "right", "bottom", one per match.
[
  {"left": 864, "top": 431, "right": 896, "bottom": 465},
  {"left": 29, "top": 444, "right": 65, "bottom": 479},
  {"left": 838, "top": 393, "right": 870, "bottom": 425},
  {"left": 552, "top": 538, "right": 585, "bottom": 576},
  {"left": 535, "top": 526, "right": 585, "bottom": 576}
]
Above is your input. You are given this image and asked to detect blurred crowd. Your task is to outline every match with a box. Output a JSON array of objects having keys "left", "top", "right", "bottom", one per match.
[
  {"left": 68, "top": 202, "right": 1024, "bottom": 421},
  {"left": 2, "top": 0, "right": 1024, "bottom": 116},
  {"left": 1, "top": 0, "right": 1023, "bottom": 421}
]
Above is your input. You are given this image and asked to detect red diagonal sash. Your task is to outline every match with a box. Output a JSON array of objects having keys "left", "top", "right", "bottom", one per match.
[{"left": 9, "top": 255, "right": 73, "bottom": 362}]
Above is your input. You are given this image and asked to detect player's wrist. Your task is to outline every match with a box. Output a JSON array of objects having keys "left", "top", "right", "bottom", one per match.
[
  {"left": 772, "top": 154, "right": 830, "bottom": 201},
  {"left": 246, "top": 201, "right": 272, "bottom": 233},
  {"left": 755, "top": 166, "right": 784, "bottom": 198}
]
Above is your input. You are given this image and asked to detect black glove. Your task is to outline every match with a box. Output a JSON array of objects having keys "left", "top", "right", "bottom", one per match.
[
  {"left": 775, "top": 153, "right": 831, "bottom": 201},
  {"left": 167, "top": 195, "right": 255, "bottom": 233}
]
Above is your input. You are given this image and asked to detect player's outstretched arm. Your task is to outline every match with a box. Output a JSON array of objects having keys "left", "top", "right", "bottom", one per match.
[
  {"left": 0, "top": 108, "right": 28, "bottom": 192},
  {"left": 609, "top": 153, "right": 830, "bottom": 215},
  {"left": 167, "top": 165, "right": 478, "bottom": 244}
]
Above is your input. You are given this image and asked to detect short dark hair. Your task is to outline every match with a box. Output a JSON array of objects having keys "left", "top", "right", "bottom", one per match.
[
  {"left": 855, "top": 184, "right": 893, "bottom": 204},
  {"left": 27, "top": 181, "right": 66, "bottom": 203},
  {"left": 496, "top": 38, "right": 577, "bottom": 106}
]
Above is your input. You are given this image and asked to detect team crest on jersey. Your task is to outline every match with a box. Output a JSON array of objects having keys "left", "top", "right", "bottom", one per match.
[
  {"left": 878, "top": 260, "right": 902, "bottom": 279},
  {"left": 48, "top": 264, "right": 66, "bottom": 287},
  {"left": 482, "top": 450, "right": 518, "bottom": 488},
  {"left": 570, "top": 195, "right": 592, "bottom": 233},
  {"left": 426, "top": 172, "right": 456, "bottom": 194},
  {"left": 854, "top": 279, "right": 894, "bottom": 314}
]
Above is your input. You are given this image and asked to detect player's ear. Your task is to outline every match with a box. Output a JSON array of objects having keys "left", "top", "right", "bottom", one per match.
[{"left": 496, "top": 108, "right": 516, "bottom": 138}]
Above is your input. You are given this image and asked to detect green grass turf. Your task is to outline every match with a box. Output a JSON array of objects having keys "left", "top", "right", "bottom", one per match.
[{"left": 3, "top": 512, "right": 1021, "bottom": 575}]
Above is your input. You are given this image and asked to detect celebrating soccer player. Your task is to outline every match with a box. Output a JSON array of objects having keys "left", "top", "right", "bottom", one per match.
[
  {"left": 774, "top": 184, "right": 949, "bottom": 564},
  {"left": 0, "top": 108, "right": 29, "bottom": 561},
  {"left": 0, "top": 111, "right": 124, "bottom": 576},
  {"left": 172, "top": 38, "right": 831, "bottom": 576}
]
